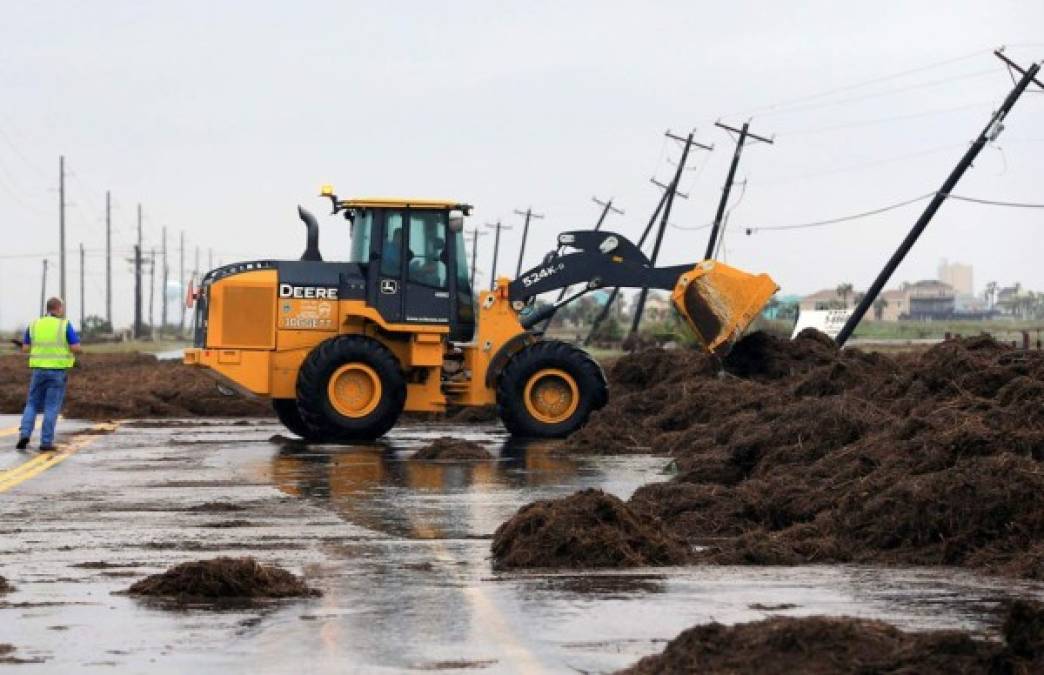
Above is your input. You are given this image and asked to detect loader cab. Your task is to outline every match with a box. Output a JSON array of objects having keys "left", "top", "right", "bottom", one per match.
[{"left": 343, "top": 198, "right": 475, "bottom": 342}]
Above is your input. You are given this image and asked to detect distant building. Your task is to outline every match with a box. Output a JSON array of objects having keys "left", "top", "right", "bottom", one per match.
[
  {"left": 876, "top": 289, "right": 908, "bottom": 322},
  {"left": 902, "top": 280, "right": 956, "bottom": 320},
  {"left": 799, "top": 288, "right": 853, "bottom": 312},
  {"left": 938, "top": 259, "right": 973, "bottom": 296}
]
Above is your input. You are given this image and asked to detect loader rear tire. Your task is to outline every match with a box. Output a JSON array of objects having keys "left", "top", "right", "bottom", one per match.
[
  {"left": 272, "top": 399, "right": 319, "bottom": 440},
  {"left": 296, "top": 335, "right": 406, "bottom": 441},
  {"left": 496, "top": 340, "right": 607, "bottom": 438}
]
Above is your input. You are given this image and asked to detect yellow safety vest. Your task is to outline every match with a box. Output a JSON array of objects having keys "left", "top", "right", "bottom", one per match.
[{"left": 28, "top": 316, "right": 75, "bottom": 370}]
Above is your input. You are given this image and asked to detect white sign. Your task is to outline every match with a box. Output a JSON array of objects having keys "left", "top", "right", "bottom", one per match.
[{"left": 791, "top": 309, "right": 852, "bottom": 340}]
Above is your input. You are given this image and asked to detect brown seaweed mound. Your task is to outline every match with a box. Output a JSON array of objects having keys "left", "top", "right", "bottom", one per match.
[
  {"left": 490, "top": 489, "right": 690, "bottom": 570},
  {"left": 0, "top": 353, "right": 272, "bottom": 420},
  {"left": 0, "top": 575, "right": 11, "bottom": 594},
  {"left": 620, "top": 599, "right": 1044, "bottom": 675},
  {"left": 127, "top": 557, "right": 319, "bottom": 600},
  {"left": 413, "top": 436, "right": 493, "bottom": 460},
  {"left": 561, "top": 333, "right": 1044, "bottom": 578}
]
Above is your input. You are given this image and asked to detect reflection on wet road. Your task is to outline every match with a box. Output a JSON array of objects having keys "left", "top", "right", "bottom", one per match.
[{"left": 1, "top": 418, "right": 1042, "bottom": 673}]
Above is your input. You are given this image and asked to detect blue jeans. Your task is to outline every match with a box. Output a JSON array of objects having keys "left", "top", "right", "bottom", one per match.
[{"left": 19, "top": 369, "right": 68, "bottom": 447}]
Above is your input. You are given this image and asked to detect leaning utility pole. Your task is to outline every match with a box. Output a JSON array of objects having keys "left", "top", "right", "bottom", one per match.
[
  {"left": 630, "top": 129, "right": 713, "bottom": 338},
  {"left": 148, "top": 249, "right": 156, "bottom": 339},
  {"left": 513, "top": 207, "right": 544, "bottom": 278},
  {"left": 586, "top": 180, "right": 685, "bottom": 345},
  {"left": 554, "top": 196, "right": 623, "bottom": 304},
  {"left": 539, "top": 197, "right": 624, "bottom": 332},
  {"left": 161, "top": 226, "right": 168, "bottom": 333},
  {"left": 208, "top": 248, "right": 213, "bottom": 271},
  {"left": 179, "top": 231, "right": 186, "bottom": 334},
  {"left": 105, "top": 191, "right": 112, "bottom": 327},
  {"left": 39, "top": 259, "right": 48, "bottom": 315},
  {"left": 705, "top": 120, "right": 773, "bottom": 260},
  {"left": 79, "top": 243, "right": 85, "bottom": 329},
  {"left": 484, "top": 221, "right": 512, "bottom": 289},
  {"left": 193, "top": 246, "right": 200, "bottom": 284},
  {"left": 58, "top": 155, "right": 66, "bottom": 301},
  {"left": 467, "top": 228, "right": 488, "bottom": 290},
  {"left": 133, "top": 245, "right": 142, "bottom": 339},
  {"left": 134, "top": 204, "right": 144, "bottom": 338},
  {"left": 836, "top": 51, "right": 1042, "bottom": 347}
]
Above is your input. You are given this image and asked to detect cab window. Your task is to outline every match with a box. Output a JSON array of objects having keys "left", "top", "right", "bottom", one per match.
[
  {"left": 349, "top": 210, "right": 373, "bottom": 263},
  {"left": 407, "top": 211, "right": 448, "bottom": 289},
  {"left": 380, "top": 211, "right": 405, "bottom": 277}
]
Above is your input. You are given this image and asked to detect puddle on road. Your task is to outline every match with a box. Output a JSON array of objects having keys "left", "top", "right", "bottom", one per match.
[
  {"left": 2, "top": 420, "right": 1042, "bottom": 673},
  {"left": 256, "top": 425, "right": 666, "bottom": 541}
]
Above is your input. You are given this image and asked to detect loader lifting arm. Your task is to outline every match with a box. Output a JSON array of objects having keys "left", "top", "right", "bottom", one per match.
[{"left": 506, "top": 229, "right": 778, "bottom": 352}]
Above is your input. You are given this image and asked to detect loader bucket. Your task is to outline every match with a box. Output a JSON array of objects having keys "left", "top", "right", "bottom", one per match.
[{"left": 670, "top": 260, "right": 779, "bottom": 353}]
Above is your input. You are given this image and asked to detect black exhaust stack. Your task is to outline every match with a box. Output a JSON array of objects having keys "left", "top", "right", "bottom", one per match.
[{"left": 297, "top": 206, "right": 323, "bottom": 261}]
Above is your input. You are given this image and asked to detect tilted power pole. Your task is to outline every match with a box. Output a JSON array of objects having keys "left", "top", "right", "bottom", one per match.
[
  {"left": 161, "top": 226, "right": 168, "bottom": 333},
  {"left": 586, "top": 179, "right": 687, "bottom": 345},
  {"left": 705, "top": 120, "right": 773, "bottom": 260},
  {"left": 513, "top": 207, "right": 545, "bottom": 278},
  {"left": 134, "top": 204, "right": 143, "bottom": 339},
  {"left": 836, "top": 51, "right": 1042, "bottom": 347},
  {"left": 105, "top": 190, "right": 112, "bottom": 327},
  {"left": 540, "top": 196, "right": 624, "bottom": 332},
  {"left": 484, "top": 221, "right": 512, "bottom": 289},
  {"left": 630, "top": 129, "right": 713, "bottom": 338}
]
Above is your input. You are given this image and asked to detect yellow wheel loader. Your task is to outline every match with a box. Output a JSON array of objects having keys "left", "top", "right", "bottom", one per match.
[{"left": 184, "top": 188, "right": 777, "bottom": 440}]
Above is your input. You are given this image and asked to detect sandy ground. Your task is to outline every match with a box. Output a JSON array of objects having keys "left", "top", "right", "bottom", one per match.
[{"left": 1, "top": 416, "right": 1043, "bottom": 673}]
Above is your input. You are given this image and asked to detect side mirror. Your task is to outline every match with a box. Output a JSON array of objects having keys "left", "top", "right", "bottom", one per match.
[{"left": 448, "top": 210, "right": 465, "bottom": 233}]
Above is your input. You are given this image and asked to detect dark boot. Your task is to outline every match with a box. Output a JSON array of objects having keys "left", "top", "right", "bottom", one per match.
[{"left": 16, "top": 437, "right": 29, "bottom": 450}]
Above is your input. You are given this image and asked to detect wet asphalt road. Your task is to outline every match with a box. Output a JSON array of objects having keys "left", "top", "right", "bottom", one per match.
[{"left": 1, "top": 416, "right": 1043, "bottom": 673}]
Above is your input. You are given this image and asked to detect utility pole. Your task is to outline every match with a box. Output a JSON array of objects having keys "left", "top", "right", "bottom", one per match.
[
  {"left": 179, "top": 231, "right": 186, "bottom": 335},
  {"left": 630, "top": 129, "right": 713, "bottom": 338},
  {"left": 208, "top": 248, "right": 213, "bottom": 271},
  {"left": 194, "top": 245, "right": 200, "bottom": 283},
  {"left": 467, "top": 228, "right": 488, "bottom": 290},
  {"left": 79, "top": 243, "right": 85, "bottom": 329},
  {"left": 40, "top": 259, "right": 48, "bottom": 315},
  {"left": 836, "top": 51, "right": 1042, "bottom": 347},
  {"left": 705, "top": 120, "right": 773, "bottom": 260},
  {"left": 540, "top": 197, "right": 624, "bottom": 332},
  {"left": 148, "top": 249, "right": 156, "bottom": 339},
  {"left": 105, "top": 191, "right": 112, "bottom": 327},
  {"left": 135, "top": 204, "right": 143, "bottom": 339},
  {"left": 133, "top": 245, "right": 142, "bottom": 339},
  {"left": 484, "top": 221, "right": 512, "bottom": 289},
  {"left": 554, "top": 196, "right": 622, "bottom": 304},
  {"left": 513, "top": 207, "right": 544, "bottom": 278},
  {"left": 161, "top": 226, "right": 168, "bottom": 334},
  {"left": 58, "top": 155, "right": 66, "bottom": 301},
  {"left": 586, "top": 180, "right": 684, "bottom": 345}
]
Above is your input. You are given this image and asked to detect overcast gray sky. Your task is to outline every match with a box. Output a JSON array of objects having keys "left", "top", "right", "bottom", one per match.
[{"left": 1, "top": 1, "right": 1042, "bottom": 330}]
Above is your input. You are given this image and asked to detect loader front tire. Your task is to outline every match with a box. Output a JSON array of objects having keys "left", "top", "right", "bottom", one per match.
[
  {"left": 496, "top": 340, "right": 607, "bottom": 438},
  {"left": 296, "top": 335, "right": 406, "bottom": 441},
  {"left": 272, "top": 399, "right": 319, "bottom": 440}
]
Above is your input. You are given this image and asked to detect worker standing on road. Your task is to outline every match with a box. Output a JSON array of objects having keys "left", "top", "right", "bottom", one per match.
[{"left": 15, "top": 297, "right": 82, "bottom": 451}]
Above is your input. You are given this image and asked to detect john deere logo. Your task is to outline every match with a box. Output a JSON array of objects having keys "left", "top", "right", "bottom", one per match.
[{"left": 380, "top": 279, "right": 398, "bottom": 294}]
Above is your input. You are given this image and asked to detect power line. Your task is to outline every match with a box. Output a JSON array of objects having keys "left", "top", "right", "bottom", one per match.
[
  {"left": 744, "top": 190, "right": 1044, "bottom": 235},
  {"left": 745, "top": 192, "right": 936, "bottom": 233},
  {"left": 774, "top": 100, "right": 995, "bottom": 138},
  {"left": 946, "top": 193, "right": 1044, "bottom": 208},
  {"left": 717, "top": 49, "right": 989, "bottom": 121}
]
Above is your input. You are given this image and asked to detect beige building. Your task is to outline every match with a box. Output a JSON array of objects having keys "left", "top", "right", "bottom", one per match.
[{"left": 938, "top": 259, "right": 973, "bottom": 296}]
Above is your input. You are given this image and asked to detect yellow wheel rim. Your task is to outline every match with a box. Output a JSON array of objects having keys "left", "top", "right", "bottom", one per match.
[
  {"left": 328, "top": 363, "right": 382, "bottom": 418},
  {"left": 523, "top": 368, "right": 580, "bottom": 425}
]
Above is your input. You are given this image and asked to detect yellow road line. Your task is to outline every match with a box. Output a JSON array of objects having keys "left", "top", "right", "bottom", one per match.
[
  {"left": 0, "top": 415, "right": 65, "bottom": 438},
  {"left": 0, "top": 422, "right": 119, "bottom": 493}
]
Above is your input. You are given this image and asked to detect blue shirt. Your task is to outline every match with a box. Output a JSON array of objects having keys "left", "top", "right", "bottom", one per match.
[{"left": 23, "top": 317, "right": 80, "bottom": 346}]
